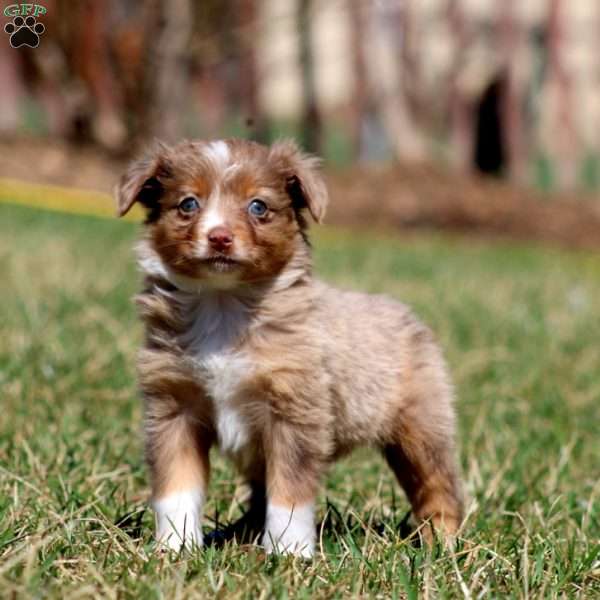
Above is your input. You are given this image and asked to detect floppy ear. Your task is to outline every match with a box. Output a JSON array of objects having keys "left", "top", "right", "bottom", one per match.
[
  {"left": 115, "top": 143, "right": 172, "bottom": 217},
  {"left": 268, "top": 139, "right": 329, "bottom": 223}
]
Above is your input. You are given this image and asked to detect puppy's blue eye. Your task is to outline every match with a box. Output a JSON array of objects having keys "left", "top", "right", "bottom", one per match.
[
  {"left": 179, "top": 197, "right": 200, "bottom": 213},
  {"left": 248, "top": 199, "right": 268, "bottom": 217}
]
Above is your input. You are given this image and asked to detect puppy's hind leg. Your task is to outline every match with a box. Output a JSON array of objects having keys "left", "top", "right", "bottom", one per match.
[
  {"left": 385, "top": 438, "right": 462, "bottom": 543},
  {"left": 384, "top": 358, "right": 463, "bottom": 542}
]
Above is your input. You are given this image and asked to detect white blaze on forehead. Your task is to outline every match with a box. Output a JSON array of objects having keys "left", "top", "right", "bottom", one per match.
[
  {"left": 199, "top": 141, "right": 230, "bottom": 234},
  {"left": 201, "top": 202, "right": 227, "bottom": 234},
  {"left": 204, "top": 140, "right": 231, "bottom": 169}
]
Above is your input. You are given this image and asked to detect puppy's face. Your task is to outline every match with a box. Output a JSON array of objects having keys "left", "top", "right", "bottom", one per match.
[{"left": 117, "top": 139, "right": 328, "bottom": 286}]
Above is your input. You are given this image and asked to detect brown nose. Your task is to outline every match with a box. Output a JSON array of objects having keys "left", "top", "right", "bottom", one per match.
[{"left": 207, "top": 226, "right": 234, "bottom": 251}]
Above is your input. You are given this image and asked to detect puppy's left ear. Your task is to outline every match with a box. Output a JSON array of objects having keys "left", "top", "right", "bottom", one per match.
[{"left": 269, "top": 139, "right": 329, "bottom": 223}]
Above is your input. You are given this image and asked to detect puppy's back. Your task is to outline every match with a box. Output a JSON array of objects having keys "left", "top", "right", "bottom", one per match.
[{"left": 311, "top": 280, "right": 454, "bottom": 451}]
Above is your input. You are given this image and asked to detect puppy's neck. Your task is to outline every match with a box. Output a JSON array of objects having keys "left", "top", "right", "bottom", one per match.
[{"left": 136, "top": 237, "right": 316, "bottom": 354}]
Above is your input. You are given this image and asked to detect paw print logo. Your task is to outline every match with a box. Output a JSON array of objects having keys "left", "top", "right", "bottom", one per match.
[{"left": 4, "top": 15, "right": 45, "bottom": 48}]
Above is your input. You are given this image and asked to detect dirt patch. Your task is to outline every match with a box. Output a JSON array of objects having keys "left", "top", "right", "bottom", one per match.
[
  {"left": 0, "top": 138, "right": 123, "bottom": 194},
  {"left": 2, "top": 137, "right": 600, "bottom": 250},
  {"left": 327, "top": 164, "right": 600, "bottom": 250}
]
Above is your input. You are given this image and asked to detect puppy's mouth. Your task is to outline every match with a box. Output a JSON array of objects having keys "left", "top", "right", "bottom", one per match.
[{"left": 198, "top": 255, "right": 243, "bottom": 273}]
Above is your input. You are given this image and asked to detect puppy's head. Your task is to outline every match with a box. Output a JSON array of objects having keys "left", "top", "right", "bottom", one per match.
[{"left": 116, "top": 139, "right": 328, "bottom": 286}]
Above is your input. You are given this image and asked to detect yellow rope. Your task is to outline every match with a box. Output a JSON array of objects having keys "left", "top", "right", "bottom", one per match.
[{"left": 0, "top": 177, "right": 143, "bottom": 221}]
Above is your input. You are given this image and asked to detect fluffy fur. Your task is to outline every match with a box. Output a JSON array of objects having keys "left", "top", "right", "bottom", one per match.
[{"left": 116, "top": 138, "right": 463, "bottom": 556}]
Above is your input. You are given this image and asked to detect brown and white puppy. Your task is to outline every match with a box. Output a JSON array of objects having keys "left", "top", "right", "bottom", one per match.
[{"left": 116, "top": 138, "right": 463, "bottom": 557}]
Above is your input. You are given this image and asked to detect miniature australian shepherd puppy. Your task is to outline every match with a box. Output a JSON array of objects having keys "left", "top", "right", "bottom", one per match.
[{"left": 116, "top": 138, "right": 463, "bottom": 557}]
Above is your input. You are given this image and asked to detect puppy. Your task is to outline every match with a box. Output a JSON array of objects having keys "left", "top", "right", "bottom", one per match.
[{"left": 116, "top": 138, "right": 463, "bottom": 557}]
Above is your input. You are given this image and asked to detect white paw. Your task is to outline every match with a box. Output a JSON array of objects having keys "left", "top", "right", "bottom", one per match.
[
  {"left": 262, "top": 502, "right": 315, "bottom": 558},
  {"left": 154, "top": 489, "right": 204, "bottom": 551}
]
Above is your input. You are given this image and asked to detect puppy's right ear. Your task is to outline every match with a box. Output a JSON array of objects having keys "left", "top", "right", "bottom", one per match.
[{"left": 115, "top": 144, "right": 172, "bottom": 217}]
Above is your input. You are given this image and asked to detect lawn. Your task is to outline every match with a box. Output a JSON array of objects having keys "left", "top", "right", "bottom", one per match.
[{"left": 1, "top": 202, "right": 599, "bottom": 598}]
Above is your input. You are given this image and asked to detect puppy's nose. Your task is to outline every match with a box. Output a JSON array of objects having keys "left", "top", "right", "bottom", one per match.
[{"left": 207, "top": 226, "right": 234, "bottom": 251}]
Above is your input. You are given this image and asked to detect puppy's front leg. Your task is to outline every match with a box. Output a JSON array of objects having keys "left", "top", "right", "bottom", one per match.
[
  {"left": 262, "top": 420, "right": 321, "bottom": 558},
  {"left": 146, "top": 410, "right": 210, "bottom": 551}
]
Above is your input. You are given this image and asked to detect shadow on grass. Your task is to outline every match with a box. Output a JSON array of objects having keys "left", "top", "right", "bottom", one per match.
[{"left": 113, "top": 499, "right": 418, "bottom": 551}]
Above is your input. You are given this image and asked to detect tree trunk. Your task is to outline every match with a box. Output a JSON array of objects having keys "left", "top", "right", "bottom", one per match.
[
  {"left": 447, "top": 0, "right": 472, "bottom": 171},
  {"left": 73, "top": 0, "right": 126, "bottom": 150},
  {"left": 498, "top": 0, "right": 526, "bottom": 182},
  {"left": 297, "top": 0, "right": 322, "bottom": 154},
  {"left": 237, "top": 0, "right": 267, "bottom": 142},
  {"left": 0, "top": 42, "right": 25, "bottom": 135},
  {"left": 141, "top": 0, "right": 193, "bottom": 143},
  {"left": 546, "top": 0, "right": 577, "bottom": 188},
  {"left": 347, "top": 0, "right": 368, "bottom": 160}
]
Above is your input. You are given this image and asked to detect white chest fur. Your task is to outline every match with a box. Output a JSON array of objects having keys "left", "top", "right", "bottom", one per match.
[
  {"left": 178, "top": 292, "right": 254, "bottom": 455},
  {"left": 199, "top": 350, "right": 253, "bottom": 453}
]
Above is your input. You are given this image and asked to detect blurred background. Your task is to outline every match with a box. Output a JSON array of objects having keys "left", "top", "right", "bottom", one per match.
[
  {"left": 1, "top": 0, "right": 600, "bottom": 243},
  {"left": 2, "top": 4, "right": 600, "bottom": 594}
]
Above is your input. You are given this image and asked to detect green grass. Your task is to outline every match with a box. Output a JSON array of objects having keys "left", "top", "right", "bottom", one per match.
[{"left": 1, "top": 203, "right": 599, "bottom": 598}]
